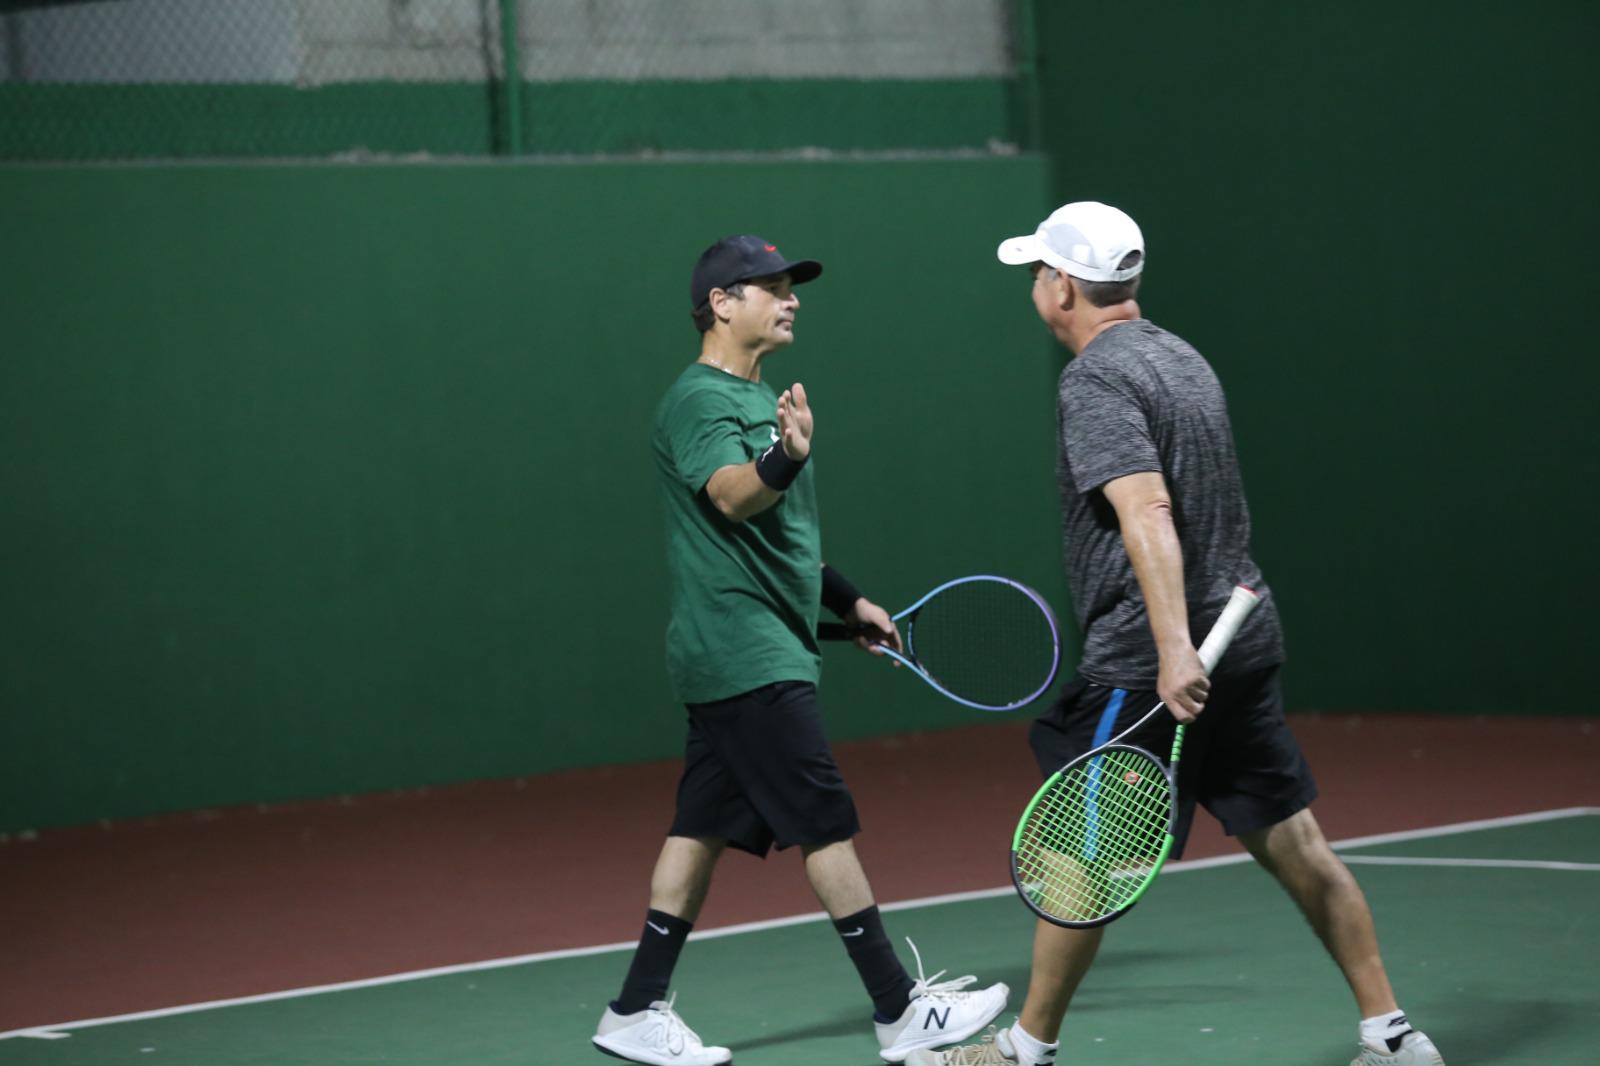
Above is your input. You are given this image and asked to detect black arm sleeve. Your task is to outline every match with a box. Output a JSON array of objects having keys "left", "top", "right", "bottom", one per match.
[{"left": 820, "top": 564, "right": 864, "bottom": 619}]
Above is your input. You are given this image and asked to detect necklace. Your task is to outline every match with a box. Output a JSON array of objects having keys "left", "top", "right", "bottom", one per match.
[{"left": 699, "top": 356, "right": 755, "bottom": 381}]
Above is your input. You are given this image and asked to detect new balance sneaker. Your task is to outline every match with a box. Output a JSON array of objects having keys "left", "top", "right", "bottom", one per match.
[
  {"left": 1351, "top": 1030, "right": 1445, "bottom": 1066},
  {"left": 876, "top": 940, "right": 1009, "bottom": 1063},
  {"left": 593, "top": 994, "right": 732, "bottom": 1066},
  {"left": 905, "top": 1025, "right": 1055, "bottom": 1066}
]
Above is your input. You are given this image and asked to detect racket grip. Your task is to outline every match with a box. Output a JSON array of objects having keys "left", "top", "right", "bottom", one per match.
[{"left": 1195, "top": 585, "right": 1261, "bottom": 674}]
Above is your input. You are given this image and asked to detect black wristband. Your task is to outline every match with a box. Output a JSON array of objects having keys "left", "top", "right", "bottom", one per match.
[
  {"left": 820, "top": 563, "right": 863, "bottom": 619},
  {"left": 754, "top": 442, "right": 808, "bottom": 491}
]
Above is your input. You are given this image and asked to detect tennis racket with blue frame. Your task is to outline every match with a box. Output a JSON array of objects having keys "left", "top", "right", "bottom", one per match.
[
  {"left": 817, "top": 574, "right": 1061, "bottom": 712},
  {"left": 1010, "top": 585, "right": 1262, "bottom": 927}
]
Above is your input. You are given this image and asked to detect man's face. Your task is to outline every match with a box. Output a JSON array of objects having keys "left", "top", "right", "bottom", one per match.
[{"left": 723, "top": 272, "right": 800, "bottom": 349}]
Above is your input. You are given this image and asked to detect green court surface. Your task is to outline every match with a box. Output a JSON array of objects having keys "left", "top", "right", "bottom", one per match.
[{"left": 3, "top": 811, "right": 1595, "bottom": 1065}]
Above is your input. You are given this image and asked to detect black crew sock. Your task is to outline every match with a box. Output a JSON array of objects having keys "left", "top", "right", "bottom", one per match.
[
  {"left": 613, "top": 909, "right": 693, "bottom": 1015},
  {"left": 833, "top": 905, "right": 915, "bottom": 1021}
]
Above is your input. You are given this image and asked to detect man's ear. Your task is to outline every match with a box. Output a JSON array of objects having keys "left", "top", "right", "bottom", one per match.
[
  {"left": 708, "top": 286, "right": 738, "bottom": 324},
  {"left": 1056, "top": 271, "right": 1077, "bottom": 312}
]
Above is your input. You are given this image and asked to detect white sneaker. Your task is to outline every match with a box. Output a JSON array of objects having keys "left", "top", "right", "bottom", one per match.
[
  {"left": 1351, "top": 1029, "right": 1445, "bottom": 1066},
  {"left": 905, "top": 1025, "right": 1057, "bottom": 1066},
  {"left": 875, "top": 940, "right": 1009, "bottom": 1063},
  {"left": 593, "top": 994, "right": 732, "bottom": 1066}
]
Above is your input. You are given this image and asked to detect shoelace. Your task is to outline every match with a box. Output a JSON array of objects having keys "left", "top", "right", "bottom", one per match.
[
  {"left": 644, "top": 992, "right": 697, "bottom": 1055},
  {"left": 904, "top": 937, "right": 981, "bottom": 1002},
  {"left": 936, "top": 1026, "right": 1013, "bottom": 1065}
]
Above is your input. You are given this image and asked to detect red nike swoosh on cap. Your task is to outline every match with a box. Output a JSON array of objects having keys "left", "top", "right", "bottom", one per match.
[{"left": 764, "top": 244, "right": 777, "bottom": 252}]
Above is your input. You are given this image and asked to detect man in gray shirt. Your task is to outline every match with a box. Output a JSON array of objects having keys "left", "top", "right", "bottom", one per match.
[{"left": 908, "top": 203, "right": 1443, "bottom": 1066}]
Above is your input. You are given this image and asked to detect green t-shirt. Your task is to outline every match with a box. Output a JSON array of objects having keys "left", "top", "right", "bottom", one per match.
[{"left": 651, "top": 363, "right": 822, "bottom": 703}]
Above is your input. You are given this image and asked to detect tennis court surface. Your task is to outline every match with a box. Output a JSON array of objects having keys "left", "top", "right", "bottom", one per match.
[{"left": 3, "top": 719, "right": 1596, "bottom": 1064}]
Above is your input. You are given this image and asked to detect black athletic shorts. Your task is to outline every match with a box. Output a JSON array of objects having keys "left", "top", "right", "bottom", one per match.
[
  {"left": 1029, "top": 665, "right": 1317, "bottom": 859},
  {"left": 668, "top": 680, "right": 860, "bottom": 858}
]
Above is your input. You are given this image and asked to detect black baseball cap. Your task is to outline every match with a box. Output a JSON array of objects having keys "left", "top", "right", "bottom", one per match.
[{"left": 690, "top": 234, "right": 823, "bottom": 311}]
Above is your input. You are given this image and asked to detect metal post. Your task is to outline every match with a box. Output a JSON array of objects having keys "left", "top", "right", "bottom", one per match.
[
  {"left": 497, "top": 0, "right": 523, "bottom": 155},
  {"left": 1012, "top": 0, "right": 1043, "bottom": 152}
]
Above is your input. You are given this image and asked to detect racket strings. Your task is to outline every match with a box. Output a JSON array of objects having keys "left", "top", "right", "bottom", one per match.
[
  {"left": 907, "top": 581, "right": 1057, "bottom": 708},
  {"left": 1014, "top": 749, "right": 1172, "bottom": 922}
]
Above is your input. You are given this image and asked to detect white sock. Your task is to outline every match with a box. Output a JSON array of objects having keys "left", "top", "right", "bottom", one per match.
[
  {"left": 1359, "top": 1008, "right": 1412, "bottom": 1052},
  {"left": 1000, "top": 1022, "right": 1058, "bottom": 1065}
]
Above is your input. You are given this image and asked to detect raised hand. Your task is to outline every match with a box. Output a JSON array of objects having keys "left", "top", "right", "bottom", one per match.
[{"left": 776, "top": 382, "right": 813, "bottom": 461}]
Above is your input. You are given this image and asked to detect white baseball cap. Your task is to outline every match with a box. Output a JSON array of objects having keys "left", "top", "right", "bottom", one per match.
[{"left": 996, "top": 201, "right": 1145, "bottom": 282}]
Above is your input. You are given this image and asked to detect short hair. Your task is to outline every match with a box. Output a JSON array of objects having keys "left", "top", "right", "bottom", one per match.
[
  {"left": 691, "top": 281, "right": 747, "bottom": 333},
  {"left": 1073, "top": 251, "right": 1144, "bottom": 308}
]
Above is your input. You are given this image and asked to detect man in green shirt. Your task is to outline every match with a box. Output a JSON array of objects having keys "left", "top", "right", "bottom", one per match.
[{"left": 592, "top": 235, "right": 1007, "bottom": 1066}]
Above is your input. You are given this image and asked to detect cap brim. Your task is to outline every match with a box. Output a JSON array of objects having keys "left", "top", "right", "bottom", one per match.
[
  {"left": 997, "top": 235, "right": 1046, "bottom": 265},
  {"left": 777, "top": 258, "right": 822, "bottom": 285},
  {"left": 732, "top": 258, "right": 822, "bottom": 288},
  {"left": 696, "top": 258, "right": 824, "bottom": 310}
]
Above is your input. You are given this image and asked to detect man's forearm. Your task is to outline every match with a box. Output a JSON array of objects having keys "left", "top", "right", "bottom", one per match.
[
  {"left": 705, "top": 462, "right": 782, "bottom": 522},
  {"left": 1121, "top": 501, "right": 1192, "bottom": 656},
  {"left": 1103, "top": 470, "right": 1208, "bottom": 718},
  {"left": 1108, "top": 484, "right": 1192, "bottom": 657}
]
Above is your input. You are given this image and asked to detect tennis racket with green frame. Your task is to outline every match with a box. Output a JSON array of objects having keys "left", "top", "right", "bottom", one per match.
[{"left": 1010, "top": 584, "right": 1262, "bottom": 928}]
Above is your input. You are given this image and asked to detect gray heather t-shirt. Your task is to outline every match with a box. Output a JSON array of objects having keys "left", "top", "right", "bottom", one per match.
[{"left": 1057, "top": 319, "right": 1285, "bottom": 687}]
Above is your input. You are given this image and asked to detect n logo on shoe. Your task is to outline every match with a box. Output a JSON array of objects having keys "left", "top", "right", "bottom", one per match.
[{"left": 922, "top": 1007, "right": 950, "bottom": 1030}]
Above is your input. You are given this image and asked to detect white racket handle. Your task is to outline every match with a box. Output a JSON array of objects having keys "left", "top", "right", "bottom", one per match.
[
  {"left": 1096, "top": 584, "right": 1262, "bottom": 750},
  {"left": 1196, "top": 585, "right": 1261, "bottom": 675}
]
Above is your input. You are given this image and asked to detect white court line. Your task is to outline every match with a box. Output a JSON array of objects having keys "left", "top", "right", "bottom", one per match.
[
  {"left": 1339, "top": 856, "right": 1600, "bottom": 872},
  {"left": 5, "top": 805, "right": 1595, "bottom": 1042}
]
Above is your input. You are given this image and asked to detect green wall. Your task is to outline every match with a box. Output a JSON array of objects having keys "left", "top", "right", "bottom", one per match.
[
  {"left": 0, "top": 158, "right": 1068, "bottom": 831},
  {"left": 1032, "top": 0, "right": 1598, "bottom": 713},
  {"left": 4, "top": 1, "right": 1597, "bottom": 833}
]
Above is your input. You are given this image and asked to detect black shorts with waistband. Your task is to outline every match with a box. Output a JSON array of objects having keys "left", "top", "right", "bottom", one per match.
[
  {"left": 1029, "top": 665, "right": 1317, "bottom": 860},
  {"left": 668, "top": 680, "right": 860, "bottom": 857}
]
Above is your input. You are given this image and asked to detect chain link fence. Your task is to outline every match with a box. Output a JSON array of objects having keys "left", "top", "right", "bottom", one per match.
[{"left": 0, "top": 0, "right": 1036, "bottom": 161}]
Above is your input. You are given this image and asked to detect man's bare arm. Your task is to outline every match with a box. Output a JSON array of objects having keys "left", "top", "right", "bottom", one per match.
[{"left": 1101, "top": 471, "right": 1209, "bottom": 721}]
